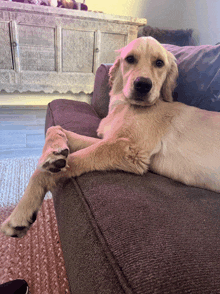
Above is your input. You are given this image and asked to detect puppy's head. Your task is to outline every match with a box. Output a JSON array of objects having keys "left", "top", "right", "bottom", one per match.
[{"left": 109, "top": 37, "right": 178, "bottom": 106}]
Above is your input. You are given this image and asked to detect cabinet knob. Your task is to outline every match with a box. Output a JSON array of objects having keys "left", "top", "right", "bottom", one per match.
[
  {"left": 12, "top": 42, "right": 17, "bottom": 48},
  {"left": 95, "top": 48, "right": 99, "bottom": 53}
]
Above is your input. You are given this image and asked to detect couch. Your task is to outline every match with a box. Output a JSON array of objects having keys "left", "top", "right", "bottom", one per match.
[{"left": 45, "top": 43, "right": 220, "bottom": 294}]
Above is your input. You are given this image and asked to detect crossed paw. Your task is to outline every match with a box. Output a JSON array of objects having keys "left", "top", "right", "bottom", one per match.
[
  {"left": 38, "top": 126, "right": 71, "bottom": 174},
  {"left": 38, "top": 147, "right": 70, "bottom": 173}
]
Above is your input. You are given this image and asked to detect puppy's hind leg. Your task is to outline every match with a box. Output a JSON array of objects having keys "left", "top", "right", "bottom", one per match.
[
  {"left": 1, "top": 126, "right": 75, "bottom": 238},
  {"left": 38, "top": 126, "right": 101, "bottom": 173},
  {"left": 1, "top": 169, "right": 61, "bottom": 238},
  {"left": 38, "top": 126, "right": 70, "bottom": 173}
]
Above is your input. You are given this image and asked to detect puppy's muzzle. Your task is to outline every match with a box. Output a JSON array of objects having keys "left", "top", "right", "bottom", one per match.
[{"left": 134, "top": 77, "right": 152, "bottom": 99}]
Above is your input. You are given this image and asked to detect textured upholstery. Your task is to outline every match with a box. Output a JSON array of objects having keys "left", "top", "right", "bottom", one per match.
[{"left": 45, "top": 98, "right": 220, "bottom": 294}]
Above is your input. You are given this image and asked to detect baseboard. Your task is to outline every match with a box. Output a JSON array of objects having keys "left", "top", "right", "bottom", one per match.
[
  {"left": 0, "top": 105, "right": 48, "bottom": 110},
  {"left": 0, "top": 92, "right": 92, "bottom": 107}
]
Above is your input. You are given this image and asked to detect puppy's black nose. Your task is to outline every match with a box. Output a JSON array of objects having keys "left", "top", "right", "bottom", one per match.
[{"left": 134, "top": 77, "right": 152, "bottom": 95}]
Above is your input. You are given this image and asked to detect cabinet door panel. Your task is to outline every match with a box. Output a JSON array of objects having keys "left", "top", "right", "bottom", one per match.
[
  {"left": 18, "top": 24, "right": 55, "bottom": 71},
  {"left": 0, "top": 22, "right": 13, "bottom": 70},
  {"left": 62, "top": 30, "right": 95, "bottom": 73},
  {"left": 100, "top": 33, "right": 127, "bottom": 64}
]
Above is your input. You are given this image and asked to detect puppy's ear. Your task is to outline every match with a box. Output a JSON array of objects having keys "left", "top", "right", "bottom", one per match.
[
  {"left": 109, "top": 56, "right": 121, "bottom": 87},
  {"left": 161, "top": 52, "right": 178, "bottom": 102}
]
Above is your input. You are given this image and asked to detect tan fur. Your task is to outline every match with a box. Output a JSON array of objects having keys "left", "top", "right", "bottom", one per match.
[{"left": 1, "top": 36, "right": 220, "bottom": 238}]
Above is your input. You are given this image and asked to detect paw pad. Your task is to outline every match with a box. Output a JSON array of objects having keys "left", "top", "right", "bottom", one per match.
[
  {"left": 40, "top": 148, "right": 69, "bottom": 173},
  {"left": 14, "top": 226, "right": 27, "bottom": 231},
  {"left": 45, "top": 159, "right": 67, "bottom": 173}
]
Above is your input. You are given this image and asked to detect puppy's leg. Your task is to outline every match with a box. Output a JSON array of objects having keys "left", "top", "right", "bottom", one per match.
[
  {"left": 1, "top": 169, "right": 64, "bottom": 238},
  {"left": 64, "top": 130, "right": 101, "bottom": 152},
  {"left": 46, "top": 137, "right": 150, "bottom": 177},
  {"left": 1, "top": 126, "right": 100, "bottom": 238},
  {"left": 38, "top": 126, "right": 101, "bottom": 172},
  {"left": 1, "top": 131, "right": 149, "bottom": 238}
]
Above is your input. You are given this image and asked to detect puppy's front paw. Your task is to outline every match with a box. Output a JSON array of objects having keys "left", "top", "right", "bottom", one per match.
[
  {"left": 38, "top": 148, "right": 69, "bottom": 173},
  {"left": 1, "top": 210, "right": 38, "bottom": 238}
]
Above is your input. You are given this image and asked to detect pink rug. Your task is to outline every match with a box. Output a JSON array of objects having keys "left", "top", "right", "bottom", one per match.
[{"left": 0, "top": 199, "right": 71, "bottom": 294}]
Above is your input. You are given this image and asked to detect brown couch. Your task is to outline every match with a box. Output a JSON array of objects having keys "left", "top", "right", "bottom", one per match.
[{"left": 45, "top": 43, "right": 220, "bottom": 294}]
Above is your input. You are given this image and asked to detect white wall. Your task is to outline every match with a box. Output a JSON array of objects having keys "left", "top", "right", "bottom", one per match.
[
  {"left": 87, "top": 0, "right": 220, "bottom": 45},
  {"left": 86, "top": 0, "right": 141, "bottom": 17},
  {"left": 134, "top": 0, "right": 220, "bottom": 45},
  {"left": 201, "top": 0, "right": 220, "bottom": 45}
]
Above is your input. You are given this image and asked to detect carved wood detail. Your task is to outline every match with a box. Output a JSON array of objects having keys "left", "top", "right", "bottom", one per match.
[{"left": 0, "top": 2, "right": 147, "bottom": 94}]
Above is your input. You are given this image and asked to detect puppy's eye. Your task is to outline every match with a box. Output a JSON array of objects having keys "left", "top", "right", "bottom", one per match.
[
  {"left": 156, "top": 59, "right": 164, "bottom": 67},
  {"left": 125, "top": 55, "right": 136, "bottom": 64}
]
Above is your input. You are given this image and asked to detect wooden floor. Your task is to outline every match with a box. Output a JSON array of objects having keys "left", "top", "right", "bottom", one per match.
[{"left": 0, "top": 107, "right": 47, "bottom": 160}]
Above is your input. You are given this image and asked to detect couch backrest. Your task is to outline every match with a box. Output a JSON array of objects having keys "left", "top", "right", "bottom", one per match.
[{"left": 91, "top": 64, "right": 112, "bottom": 119}]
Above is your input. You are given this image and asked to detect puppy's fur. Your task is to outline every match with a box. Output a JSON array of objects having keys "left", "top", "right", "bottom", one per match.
[{"left": 1, "top": 37, "right": 220, "bottom": 238}]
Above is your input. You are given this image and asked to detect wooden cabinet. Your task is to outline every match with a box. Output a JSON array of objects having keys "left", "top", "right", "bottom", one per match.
[{"left": 0, "top": 2, "right": 147, "bottom": 94}]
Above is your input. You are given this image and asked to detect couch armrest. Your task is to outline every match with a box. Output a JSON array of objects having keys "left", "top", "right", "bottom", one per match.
[{"left": 45, "top": 99, "right": 101, "bottom": 137}]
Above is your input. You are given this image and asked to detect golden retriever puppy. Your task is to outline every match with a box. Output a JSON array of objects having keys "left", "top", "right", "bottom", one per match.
[{"left": 1, "top": 37, "right": 220, "bottom": 238}]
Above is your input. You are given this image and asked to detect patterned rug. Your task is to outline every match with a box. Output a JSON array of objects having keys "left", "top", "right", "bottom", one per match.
[{"left": 0, "top": 157, "right": 71, "bottom": 294}]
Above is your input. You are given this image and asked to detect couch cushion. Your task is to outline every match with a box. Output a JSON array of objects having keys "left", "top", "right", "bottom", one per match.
[
  {"left": 52, "top": 177, "right": 128, "bottom": 294},
  {"left": 53, "top": 170, "right": 220, "bottom": 294},
  {"left": 91, "top": 44, "right": 220, "bottom": 118}
]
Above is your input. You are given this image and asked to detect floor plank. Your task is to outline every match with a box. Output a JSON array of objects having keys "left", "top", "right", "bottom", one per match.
[{"left": 0, "top": 107, "right": 46, "bottom": 160}]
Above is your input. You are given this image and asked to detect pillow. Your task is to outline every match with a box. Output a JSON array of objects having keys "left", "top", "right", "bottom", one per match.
[
  {"left": 138, "top": 26, "right": 194, "bottom": 46},
  {"left": 163, "top": 44, "right": 220, "bottom": 111}
]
